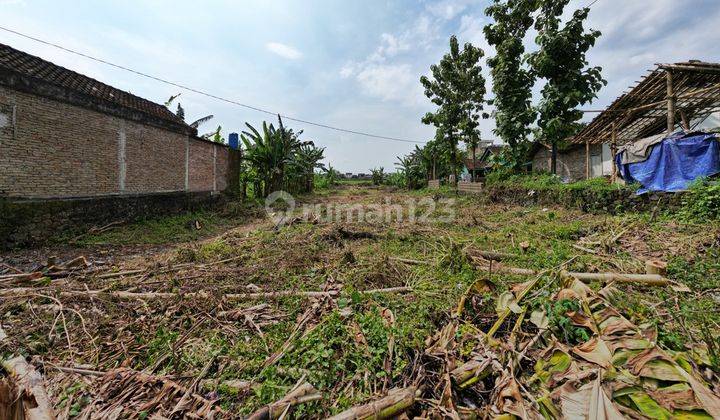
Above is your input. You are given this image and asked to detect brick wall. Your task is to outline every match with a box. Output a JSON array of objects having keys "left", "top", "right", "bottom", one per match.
[
  {"left": 532, "top": 144, "right": 603, "bottom": 182},
  {"left": 0, "top": 86, "right": 237, "bottom": 199},
  {"left": 457, "top": 181, "right": 483, "bottom": 194}
]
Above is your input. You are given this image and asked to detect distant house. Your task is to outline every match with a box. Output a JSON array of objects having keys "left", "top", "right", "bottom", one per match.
[
  {"left": 531, "top": 142, "right": 613, "bottom": 182},
  {"left": 463, "top": 141, "right": 503, "bottom": 180}
]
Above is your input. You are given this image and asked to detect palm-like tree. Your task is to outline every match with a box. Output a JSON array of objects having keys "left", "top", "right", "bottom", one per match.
[
  {"left": 241, "top": 116, "right": 305, "bottom": 197},
  {"left": 289, "top": 142, "right": 326, "bottom": 192}
]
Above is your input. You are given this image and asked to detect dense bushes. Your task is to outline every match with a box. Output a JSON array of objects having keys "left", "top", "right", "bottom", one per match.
[{"left": 680, "top": 178, "right": 720, "bottom": 220}]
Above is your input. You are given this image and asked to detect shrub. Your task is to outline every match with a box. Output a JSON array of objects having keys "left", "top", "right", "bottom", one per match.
[
  {"left": 384, "top": 172, "right": 406, "bottom": 188},
  {"left": 370, "top": 167, "right": 385, "bottom": 185},
  {"left": 680, "top": 178, "right": 720, "bottom": 220}
]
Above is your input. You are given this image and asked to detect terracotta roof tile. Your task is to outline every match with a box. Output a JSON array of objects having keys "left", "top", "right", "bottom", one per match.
[{"left": 0, "top": 42, "right": 187, "bottom": 127}]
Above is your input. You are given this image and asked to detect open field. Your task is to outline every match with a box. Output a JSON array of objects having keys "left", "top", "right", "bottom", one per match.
[{"left": 1, "top": 184, "right": 719, "bottom": 418}]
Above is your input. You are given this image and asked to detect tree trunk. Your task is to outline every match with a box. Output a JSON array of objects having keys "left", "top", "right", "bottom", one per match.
[
  {"left": 450, "top": 136, "right": 458, "bottom": 189},
  {"left": 550, "top": 141, "right": 558, "bottom": 175},
  {"left": 472, "top": 146, "right": 477, "bottom": 182}
]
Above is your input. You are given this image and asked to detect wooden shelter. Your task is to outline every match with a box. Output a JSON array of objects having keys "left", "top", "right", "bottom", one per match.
[{"left": 570, "top": 61, "right": 720, "bottom": 179}]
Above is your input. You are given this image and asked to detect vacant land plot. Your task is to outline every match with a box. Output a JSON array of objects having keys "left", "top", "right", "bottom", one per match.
[{"left": 1, "top": 185, "right": 718, "bottom": 418}]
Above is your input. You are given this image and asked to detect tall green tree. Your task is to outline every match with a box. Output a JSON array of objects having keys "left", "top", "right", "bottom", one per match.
[
  {"left": 527, "top": 0, "right": 605, "bottom": 174},
  {"left": 484, "top": 0, "right": 538, "bottom": 170},
  {"left": 420, "top": 35, "right": 486, "bottom": 186}
]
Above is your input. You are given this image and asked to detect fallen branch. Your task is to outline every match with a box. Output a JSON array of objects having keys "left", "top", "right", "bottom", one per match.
[
  {"left": 389, "top": 257, "right": 430, "bottom": 266},
  {"left": 450, "top": 357, "right": 495, "bottom": 390},
  {"left": 0, "top": 272, "right": 43, "bottom": 283},
  {"left": 472, "top": 262, "right": 675, "bottom": 287},
  {"left": 327, "top": 386, "right": 417, "bottom": 420},
  {"left": 247, "top": 382, "right": 321, "bottom": 420},
  {"left": 1, "top": 356, "right": 55, "bottom": 420},
  {"left": 467, "top": 249, "right": 517, "bottom": 261},
  {"left": 0, "top": 286, "right": 412, "bottom": 301},
  {"left": 563, "top": 271, "right": 670, "bottom": 286}
]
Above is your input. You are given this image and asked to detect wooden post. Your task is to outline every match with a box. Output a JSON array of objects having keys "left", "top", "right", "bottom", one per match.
[
  {"left": 679, "top": 109, "right": 691, "bottom": 131},
  {"left": 611, "top": 123, "right": 618, "bottom": 182},
  {"left": 585, "top": 140, "right": 590, "bottom": 179},
  {"left": 666, "top": 70, "right": 676, "bottom": 135}
]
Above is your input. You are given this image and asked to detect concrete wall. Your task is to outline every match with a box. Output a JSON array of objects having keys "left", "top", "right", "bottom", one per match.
[{"left": 0, "top": 86, "right": 237, "bottom": 199}]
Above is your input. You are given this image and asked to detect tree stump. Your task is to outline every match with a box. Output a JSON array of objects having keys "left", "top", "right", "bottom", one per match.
[{"left": 645, "top": 259, "right": 667, "bottom": 276}]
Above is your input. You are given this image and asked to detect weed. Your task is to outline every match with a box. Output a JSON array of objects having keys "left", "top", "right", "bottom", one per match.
[
  {"left": 546, "top": 299, "right": 590, "bottom": 345},
  {"left": 680, "top": 178, "right": 720, "bottom": 221}
]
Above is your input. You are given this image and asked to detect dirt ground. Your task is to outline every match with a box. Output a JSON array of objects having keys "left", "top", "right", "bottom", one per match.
[{"left": 1, "top": 185, "right": 719, "bottom": 418}]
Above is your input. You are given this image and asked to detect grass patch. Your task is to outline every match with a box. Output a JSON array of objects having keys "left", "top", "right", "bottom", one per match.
[{"left": 65, "top": 211, "right": 234, "bottom": 246}]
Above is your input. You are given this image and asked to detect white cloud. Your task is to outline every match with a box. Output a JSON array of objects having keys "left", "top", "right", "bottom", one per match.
[
  {"left": 339, "top": 63, "right": 355, "bottom": 78},
  {"left": 371, "top": 33, "right": 410, "bottom": 60},
  {"left": 425, "top": 0, "right": 473, "bottom": 21},
  {"left": 355, "top": 63, "right": 424, "bottom": 105},
  {"left": 339, "top": 7, "right": 446, "bottom": 105},
  {"left": 265, "top": 42, "right": 302, "bottom": 60}
]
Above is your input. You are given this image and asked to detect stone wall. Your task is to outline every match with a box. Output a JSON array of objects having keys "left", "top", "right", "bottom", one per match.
[
  {"left": 485, "top": 184, "right": 683, "bottom": 215},
  {"left": 0, "top": 192, "right": 224, "bottom": 249},
  {"left": 457, "top": 181, "right": 483, "bottom": 194}
]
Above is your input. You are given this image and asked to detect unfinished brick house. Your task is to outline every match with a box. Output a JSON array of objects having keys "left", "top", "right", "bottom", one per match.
[
  {"left": 0, "top": 43, "right": 240, "bottom": 247},
  {"left": 531, "top": 142, "right": 613, "bottom": 182}
]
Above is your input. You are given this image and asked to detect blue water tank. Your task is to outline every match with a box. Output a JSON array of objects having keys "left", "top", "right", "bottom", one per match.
[{"left": 229, "top": 132, "right": 239, "bottom": 150}]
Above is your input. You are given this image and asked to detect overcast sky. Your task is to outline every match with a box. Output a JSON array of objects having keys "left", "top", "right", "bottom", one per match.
[{"left": 2, "top": 0, "right": 720, "bottom": 172}]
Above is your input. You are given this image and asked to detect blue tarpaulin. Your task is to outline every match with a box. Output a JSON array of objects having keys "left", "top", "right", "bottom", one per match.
[{"left": 615, "top": 132, "right": 720, "bottom": 194}]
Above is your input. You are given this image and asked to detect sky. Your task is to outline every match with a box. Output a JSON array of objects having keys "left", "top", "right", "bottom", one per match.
[{"left": 2, "top": 0, "right": 720, "bottom": 173}]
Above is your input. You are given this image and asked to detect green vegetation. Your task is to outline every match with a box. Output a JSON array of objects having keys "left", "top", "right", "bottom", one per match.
[
  {"left": 528, "top": 0, "right": 605, "bottom": 173},
  {"left": 60, "top": 211, "right": 233, "bottom": 246},
  {"left": 420, "top": 34, "right": 486, "bottom": 185},
  {"left": 680, "top": 177, "right": 720, "bottom": 220},
  {"left": 5, "top": 185, "right": 720, "bottom": 417},
  {"left": 369, "top": 167, "right": 385, "bottom": 185},
  {"left": 484, "top": 0, "right": 537, "bottom": 169},
  {"left": 240, "top": 116, "right": 326, "bottom": 197}
]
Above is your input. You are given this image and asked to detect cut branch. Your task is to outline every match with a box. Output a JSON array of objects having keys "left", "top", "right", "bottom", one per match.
[
  {"left": 247, "top": 382, "right": 321, "bottom": 420},
  {"left": 327, "top": 386, "right": 417, "bottom": 420}
]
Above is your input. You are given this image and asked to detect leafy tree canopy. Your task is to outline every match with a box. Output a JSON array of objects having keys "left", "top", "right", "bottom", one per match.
[{"left": 527, "top": 1, "right": 606, "bottom": 156}]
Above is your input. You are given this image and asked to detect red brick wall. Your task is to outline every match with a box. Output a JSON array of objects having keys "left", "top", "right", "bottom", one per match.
[
  {"left": 0, "top": 86, "right": 235, "bottom": 199},
  {"left": 215, "top": 147, "right": 230, "bottom": 192},
  {"left": 123, "top": 123, "right": 186, "bottom": 193},
  {"left": 0, "top": 87, "right": 118, "bottom": 197},
  {"left": 188, "top": 140, "right": 214, "bottom": 192}
]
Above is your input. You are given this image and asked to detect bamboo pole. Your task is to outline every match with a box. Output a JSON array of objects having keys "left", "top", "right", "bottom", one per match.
[
  {"left": 472, "top": 263, "right": 673, "bottom": 287},
  {"left": 611, "top": 123, "right": 618, "bottom": 182},
  {"left": 667, "top": 70, "right": 676, "bottom": 134},
  {"left": 585, "top": 140, "right": 590, "bottom": 179},
  {"left": 679, "top": 109, "right": 691, "bottom": 131}
]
